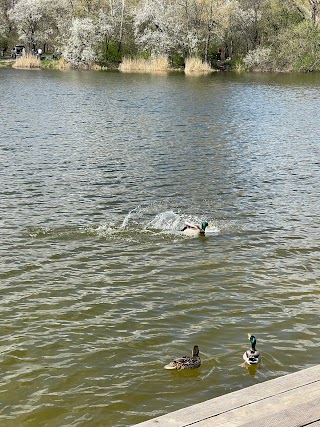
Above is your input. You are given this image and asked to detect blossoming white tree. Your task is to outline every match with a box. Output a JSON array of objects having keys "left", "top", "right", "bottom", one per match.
[
  {"left": 133, "top": 0, "right": 201, "bottom": 58},
  {"left": 63, "top": 17, "right": 99, "bottom": 67},
  {"left": 8, "top": 0, "right": 73, "bottom": 51},
  {"left": 8, "top": 0, "right": 44, "bottom": 48}
]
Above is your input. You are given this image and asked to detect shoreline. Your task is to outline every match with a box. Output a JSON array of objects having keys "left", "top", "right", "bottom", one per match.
[
  {"left": 0, "top": 56, "right": 232, "bottom": 73},
  {"left": 133, "top": 364, "right": 320, "bottom": 426}
]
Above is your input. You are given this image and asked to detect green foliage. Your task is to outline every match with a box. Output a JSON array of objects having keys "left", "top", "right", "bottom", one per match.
[
  {"left": 169, "top": 53, "right": 184, "bottom": 68},
  {"left": 97, "top": 39, "right": 121, "bottom": 66},
  {"left": 232, "top": 58, "right": 248, "bottom": 73},
  {"left": 137, "top": 51, "right": 150, "bottom": 60},
  {"left": 96, "top": 38, "right": 137, "bottom": 67},
  {"left": 0, "top": 35, "right": 8, "bottom": 53},
  {"left": 0, "top": 58, "right": 13, "bottom": 67},
  {"left": 261, "top": 0, "right": 304, "bottom": 37},
  {"left": 39, "top": 59, "right": 60, "bottom": 69},
  {"left": 274, "top": 21, "right": 320, "bottom": 71}
]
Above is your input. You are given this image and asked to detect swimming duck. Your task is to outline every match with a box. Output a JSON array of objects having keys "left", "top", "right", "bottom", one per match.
[
  {"left": 181, "top": 221, "right": 209, "bottom": 236},
  {"left": 243, "top": 334, "right": 261, "bottom": 365},
  {"left": 164, "top": 345, "right": 201, "bottom": 370}
]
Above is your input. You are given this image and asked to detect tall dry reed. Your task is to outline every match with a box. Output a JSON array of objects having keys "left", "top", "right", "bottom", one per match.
[
  {"left": 184, "top": 57, "right": 212, "bottom": 74},
  {"left": 12, "top": 54, "right": 40, "bottom": 69},
  {"left": 119, "top": 56, "right": 170, "bottom": 73},
  {"left": 57, "top": 58, "right": 72, "bottom": 70}
]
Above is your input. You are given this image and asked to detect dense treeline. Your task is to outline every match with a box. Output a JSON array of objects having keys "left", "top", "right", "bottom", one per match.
[{"left": 0, "top": 0, "right": 320, "bottom": 71}]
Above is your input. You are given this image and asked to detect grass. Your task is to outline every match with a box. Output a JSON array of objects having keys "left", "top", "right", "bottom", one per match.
[
  {"left": 119, "top": 56, "right": 170, "bottom": 73},
  {"left": 40, "top": 58, "right": 72, "bottom": 70},
  {"left": 9, "top": 54, "right": 101, "bottom": 71},
  {"left": 12, "top": 54, "right": 40, "bottom": 69},
  {"left": 0, "top": 59, "right": 14, "bottom": 68},
  {"left": 184, "top": 57, "right": 213, "bottom": 74}
]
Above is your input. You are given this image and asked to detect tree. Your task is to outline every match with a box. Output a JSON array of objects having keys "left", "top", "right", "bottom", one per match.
[
  {"left": 4, "top": 0, "right": 320, "bottom": 70},
  {"left": 288, "top": 0, "right": 319, "bottom": 24},
  {"left": 8, "top": 0, "right": 44, "bottom": 49},
  {"left": 133, "top": 0, "right": 204, "bottom": 59},
  {"left": 0, "top": 0, "right": 14, "bottom": 34},
  {"left": 62, "top": 17, "right": 98, "bottom": 67},
  {"left": 309, "top": 0, "right": 319, "bottom": 25},
  {"left": 0, "top": 0, "right": 16, "bottom": 53},
  {"left": 233, "top": 0, "right": 269, "bottom": 51}
]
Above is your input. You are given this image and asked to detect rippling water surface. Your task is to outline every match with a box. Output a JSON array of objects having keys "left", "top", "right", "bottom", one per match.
[{"left": 0, "top": 69, "right": 319, "bottom": 426}]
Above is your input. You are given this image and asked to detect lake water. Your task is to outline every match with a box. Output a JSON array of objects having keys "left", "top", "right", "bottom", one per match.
[{"left": 0, "top": 68, "right": 319, "bottom": 427}]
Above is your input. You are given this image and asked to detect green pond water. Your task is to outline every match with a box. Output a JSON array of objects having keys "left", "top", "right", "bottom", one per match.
[{"left": 0, "top": 68, "right": 319, "bottom": 426}]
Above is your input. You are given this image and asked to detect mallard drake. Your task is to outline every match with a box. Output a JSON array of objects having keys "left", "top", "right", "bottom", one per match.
[
  {"left": 243, "top": 334, "right": 261, "bottom": 365},
  {"left": 181, "top": 221, "right": 209, "bottom": 236},
  {"left": 164, "top": 345, "right": 201, "bottom": 370}
]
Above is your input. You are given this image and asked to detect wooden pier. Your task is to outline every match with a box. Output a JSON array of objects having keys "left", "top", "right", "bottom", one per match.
[{"left": 133, "top": 364, "right": 320, "bottom": 427}]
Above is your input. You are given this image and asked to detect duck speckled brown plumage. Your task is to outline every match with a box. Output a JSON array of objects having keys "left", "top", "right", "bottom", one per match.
[{"left": 164, "top": 345, "right": 201, "bottom": 370}]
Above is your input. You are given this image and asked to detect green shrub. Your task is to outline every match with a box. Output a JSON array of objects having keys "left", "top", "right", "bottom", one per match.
[
  {"left": 274, "top": 21, "right": 320, "bottom": 72},
  {"left": 97, "top": 39, "right": 131, "bottom": 67}
]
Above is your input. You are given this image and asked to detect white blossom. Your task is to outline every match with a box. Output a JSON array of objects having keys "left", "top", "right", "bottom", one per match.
[
  {"left": 243, "top": 46, "right": 272, "bottom": 70},
  {"left": 63, "top": 17, "right": 99, "bottom": 67},
  {"left": 8, "top": 0, "right": 44, "bottom": 45},
  {"left": 133, "top": 0, "right": 201, "bottom": 56}
]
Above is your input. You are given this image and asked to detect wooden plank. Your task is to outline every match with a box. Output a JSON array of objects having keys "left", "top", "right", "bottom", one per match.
[{"left": 134, "top": 365, "right": 320, "bottom": 427}]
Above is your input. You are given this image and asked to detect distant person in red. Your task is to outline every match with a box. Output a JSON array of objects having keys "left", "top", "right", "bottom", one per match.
[{"left": 217, "top": 49, "right": 222, "bottom": 60}]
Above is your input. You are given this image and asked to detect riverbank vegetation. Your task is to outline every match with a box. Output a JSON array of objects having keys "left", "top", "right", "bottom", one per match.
[
  {"left": 0, "top": 0, "right": 320, "bottom": 72},
  {"left": 184, "top": 57, "right": 213, "bottom": 74},
  {"left": 119, "top": 55, "right": 170, "bottom": 72},
  {"left": 12, "top": 54, "right": 40, "bottom": 69}
]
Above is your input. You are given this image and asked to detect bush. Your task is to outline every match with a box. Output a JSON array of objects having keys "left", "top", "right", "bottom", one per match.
[
  {"left": 274, "top": 22, "right": 320, "bottom": 72},
  {"left": 0, "top": 36, "right": 8, "bottom": 55},
  {"left": 96, "top": 39, "right": 124, "bottom": 67},
  {"left": 63, "top": 18, "right": 98, "bottom": 68},
  {"left": 243, "top": 47, "right": 273, "bottom": 72}
]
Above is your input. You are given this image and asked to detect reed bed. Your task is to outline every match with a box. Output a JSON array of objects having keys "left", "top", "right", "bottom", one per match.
[
  {"left": 12, "top": 54, "right": 40, "bottom": 69},
  {"left": 184, "top": 57, "right": 213, "bottom": 74},
  {"left": 56, "top": 58, "right": 72, "bottom": 70},
  {"left": 119, "top": 56, "right": 170, "bottom": 73}
]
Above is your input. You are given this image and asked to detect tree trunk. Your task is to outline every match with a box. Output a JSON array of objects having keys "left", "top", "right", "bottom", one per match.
[
  {"left": 117, "top": 0, "right": 125, "bottom": 53},
  {"left": 204, "top": 32, "right": 210, "bottom": 63},
  {"left": 309, "top": 0, "right": 318, "bottom": 24}
]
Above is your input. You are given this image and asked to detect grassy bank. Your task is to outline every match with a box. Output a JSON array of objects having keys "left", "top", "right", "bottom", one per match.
[
  {"left": 1, "top": 53, "right": 232, "bottom": 73},
  {"left": 40, "top": 58, "right": 72, "bottom": 70},
  {"left": 0, "top": 58, "right": 15, "bottom": 67}
]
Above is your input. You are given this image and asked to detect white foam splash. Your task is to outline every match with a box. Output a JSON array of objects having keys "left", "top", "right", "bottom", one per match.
[
  {"left": 95, "top": 209, "right": 219, "bottom": 239},
  {"left": 145, "top": 211, "right": 182, "bottom": 231},
  {"left": 205, "top": 225, "right": 219, "bottom": 234}
]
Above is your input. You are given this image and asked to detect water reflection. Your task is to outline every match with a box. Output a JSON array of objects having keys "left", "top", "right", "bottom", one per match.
[
  {"left": 0, "top": 69, "right": 319, "bottom": 427},
  {"left": 245, "top": 364, "right": 259, "bottom": 378}
]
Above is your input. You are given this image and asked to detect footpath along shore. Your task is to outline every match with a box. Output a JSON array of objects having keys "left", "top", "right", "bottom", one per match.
[{"left": 133, "top": 364, "right": 320, "bottom": 427}]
